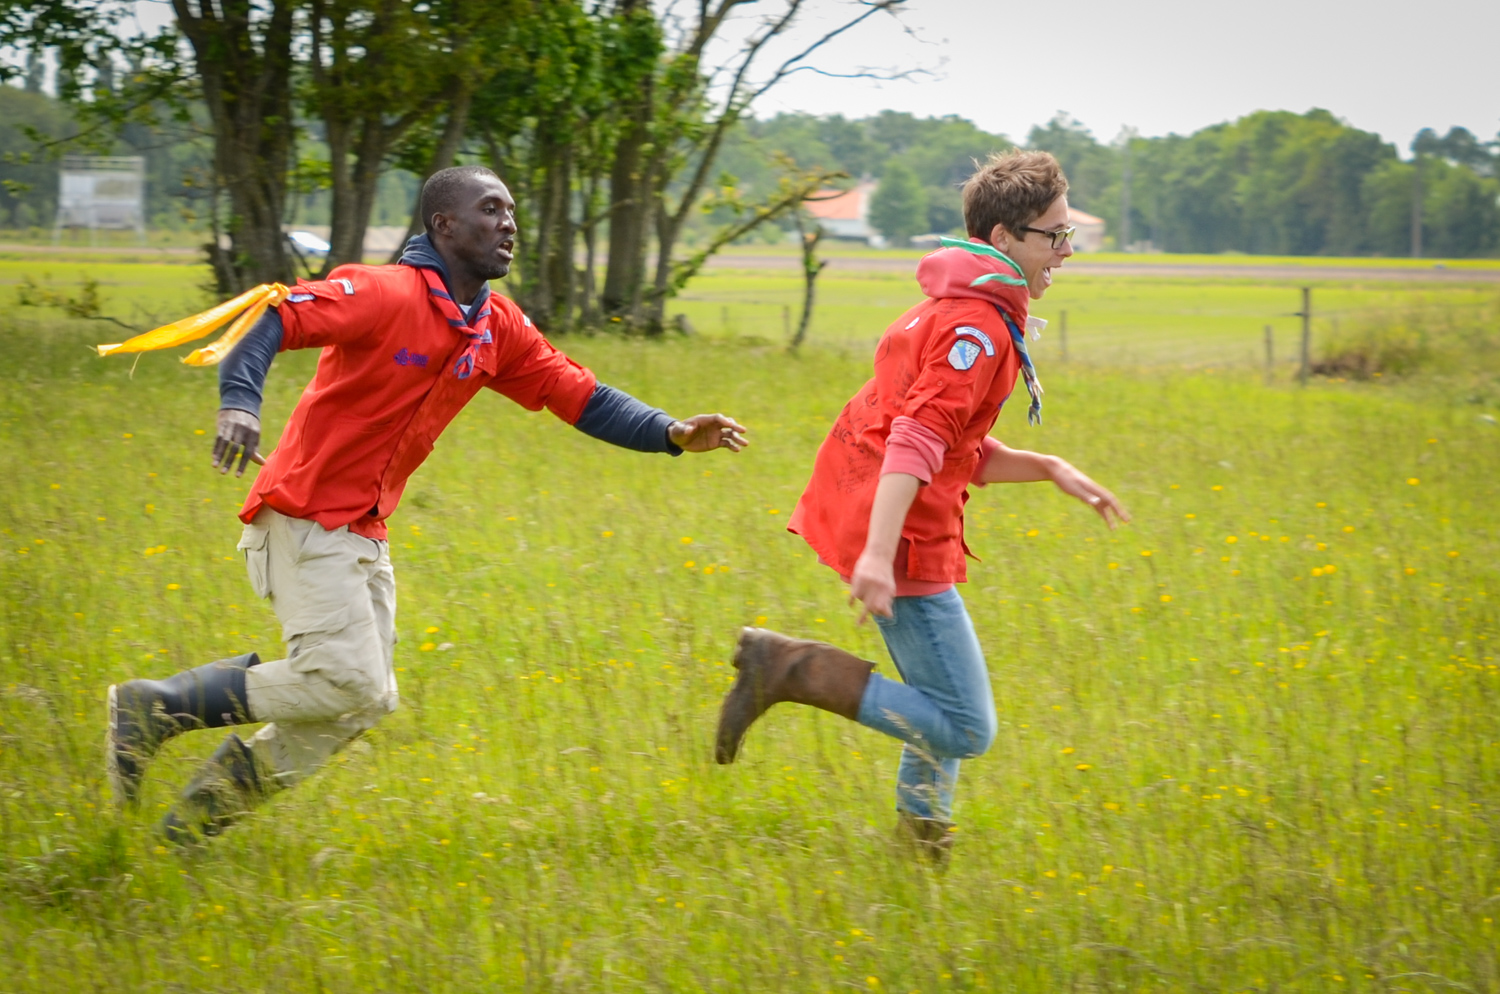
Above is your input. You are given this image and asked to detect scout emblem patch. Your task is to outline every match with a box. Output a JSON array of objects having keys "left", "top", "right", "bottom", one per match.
[
  {"left": 947, "top": 325, "right": 994, "bottom": 370},
  {"left": 948, "top": 338, "right": 981, "bottom": 370}
]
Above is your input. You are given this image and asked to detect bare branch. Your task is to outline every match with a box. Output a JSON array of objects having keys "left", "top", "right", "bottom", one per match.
[
  {"left": 744, "top": 0, "right": 909, "bottom": 106},
  {"left": 777, "top": 63, "right": 930, "bottom": 83},
  {"left": 651, "top": 166, "right": 847, "bottom": 303}
]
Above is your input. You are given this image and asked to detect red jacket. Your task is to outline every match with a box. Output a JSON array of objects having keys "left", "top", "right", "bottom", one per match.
[
  {"left": 788, "top": 240, "right": 1029, "bottom": 584},
  {"left": 241, "top": 264, "right": 596, "bottom": 539}
]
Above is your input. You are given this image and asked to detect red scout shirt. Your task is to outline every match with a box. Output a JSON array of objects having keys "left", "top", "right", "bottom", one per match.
[
  {"left": 240, "top": 264, "right": 596, "bottom": 540},
  {"left": 788, "top": 241, "right": 1031, "bottom": 585}
]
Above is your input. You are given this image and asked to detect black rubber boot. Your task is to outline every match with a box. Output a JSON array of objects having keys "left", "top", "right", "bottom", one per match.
[
  {"left": 106, "top": 652, "right": 260, "bottom": 808},
  {"left": 158, "top": 732, "right": 274, "bottom": 846}
]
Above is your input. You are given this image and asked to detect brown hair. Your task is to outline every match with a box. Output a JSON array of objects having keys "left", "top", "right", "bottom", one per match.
[{"left": 961, "top": 150, "right": 1069, "bottom": 240}]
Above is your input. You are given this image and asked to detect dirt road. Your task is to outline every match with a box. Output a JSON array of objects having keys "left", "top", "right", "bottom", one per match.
[{"left": 704, "top": 253, "right": 1500, "bottom": 283}]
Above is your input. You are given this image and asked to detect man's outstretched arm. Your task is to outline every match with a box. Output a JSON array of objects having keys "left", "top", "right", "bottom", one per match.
[
  {"left": 213, "top": 309, "right": 283, "bottom": 476},
  {"left": 572, "top": 383, "right": 747, "bottom": 455}
]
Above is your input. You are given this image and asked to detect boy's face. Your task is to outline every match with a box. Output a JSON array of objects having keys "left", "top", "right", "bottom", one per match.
[{"left": 989, "top": 195, "right": 1074, "bottom": 299}]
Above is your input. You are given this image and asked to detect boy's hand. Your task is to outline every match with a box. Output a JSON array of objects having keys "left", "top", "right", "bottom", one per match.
[
  {"left": 1050, "top": 461, "right": 1130, "bottom": 528},
  {"left": 849, "top": 551, "right": 897, "bottom": 624},
  {"left": 668, "top": 414, "right": 749, "bottom": 453}
]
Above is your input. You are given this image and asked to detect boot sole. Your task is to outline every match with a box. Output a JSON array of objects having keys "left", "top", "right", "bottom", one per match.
[
  {"left": 105, "top": 684, "right": 128, "bottom": 809},
  {"left": 714, "top": 628, "right": 769, "bottom": 765}
]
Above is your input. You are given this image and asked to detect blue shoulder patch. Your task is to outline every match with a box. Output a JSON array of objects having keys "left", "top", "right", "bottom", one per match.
[{"left": 948, "top": 339, "right": 983, "bottom": 370}]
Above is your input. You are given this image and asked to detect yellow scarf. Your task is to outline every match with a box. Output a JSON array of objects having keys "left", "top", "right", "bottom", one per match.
[{"left": 97, "top": 282, "right": 291, "bottom": 366}]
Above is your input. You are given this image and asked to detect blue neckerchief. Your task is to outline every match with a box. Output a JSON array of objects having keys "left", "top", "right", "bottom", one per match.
[{"left": 995, "top": 306, "right": 1043, "bottom": 426}]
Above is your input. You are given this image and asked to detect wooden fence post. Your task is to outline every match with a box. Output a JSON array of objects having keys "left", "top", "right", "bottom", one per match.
[{"left": 1298, "top": 287, "right": 1311, "bottom": 385}]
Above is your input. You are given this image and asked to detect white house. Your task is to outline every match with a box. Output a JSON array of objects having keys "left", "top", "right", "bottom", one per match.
[
  {"left": 1068, "top": 207, "right": 1106, "bottom": 252},
  {"left": 803, "top": 181, "right": 881, "bottom": 245}
]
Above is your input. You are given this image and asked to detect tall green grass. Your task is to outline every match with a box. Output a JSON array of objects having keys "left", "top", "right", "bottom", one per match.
[{"left": 0, "top": 275, "right": 1497, "bottom": 992}]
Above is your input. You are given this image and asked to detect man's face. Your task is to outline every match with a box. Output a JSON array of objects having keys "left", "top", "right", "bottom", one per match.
[
  {"left": 990, "top": 195, "right": 1074, "bottom": 299},
  {"left": 434, "top": 176, "right": 518, "bottom": 281}
]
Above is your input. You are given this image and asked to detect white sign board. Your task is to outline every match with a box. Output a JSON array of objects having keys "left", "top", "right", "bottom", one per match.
[{"left": 54, "top": 155, "right": 145, "bottom": 236}]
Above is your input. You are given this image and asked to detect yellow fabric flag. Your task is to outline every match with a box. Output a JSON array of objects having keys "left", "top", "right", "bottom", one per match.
[{"left": 96, "top": 282, "right": 291, "bottom": 366}]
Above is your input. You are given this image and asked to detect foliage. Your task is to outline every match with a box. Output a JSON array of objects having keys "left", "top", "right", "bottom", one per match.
[
  {"left": 724, "top": 110, "right": 1011, "bottom": 236},
  {"left": 867, "top": 160, "right": 926, "bottom": 243},
  {"left": 728, "top": 108, "right": 1500, "bottom": 258},
  {"left": 1314, "top": 294, "right": 1500, "bottom": 380},
  {"left": 1, "top": 258, "right": 1498, "bottom": 990},
  {"left": 0, "top": 86, "right": 71, "bottom": 226}
]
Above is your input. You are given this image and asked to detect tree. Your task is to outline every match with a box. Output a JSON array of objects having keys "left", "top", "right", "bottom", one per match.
[
  {"left": 0, "top": 87, "right": 72, "bottom": 227},
  {"left": 169, "top": 0, "right": 298, "bottom": 291},
  {"left": 307, "top": 0, "right": 511, "bottom": 275},
  {"left": 599, "top": 0, "right": 912, "bottom": 332},
  {"left": 869, "top": 160, "right": 925, "bottom": 243}
]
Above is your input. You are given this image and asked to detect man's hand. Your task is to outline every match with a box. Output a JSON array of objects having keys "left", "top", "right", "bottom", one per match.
[
  {"left": 848, "top": 550, "right": 897, "bottom": 625},
  {"left": 213, "top": 408, "right": 264, "bottom": 477},
  {"left": 668, "top": 413, "right": 749, "bottom": 453},
  {"left": 1050, "top": 460, "right": 1130, "bottom": 528}
]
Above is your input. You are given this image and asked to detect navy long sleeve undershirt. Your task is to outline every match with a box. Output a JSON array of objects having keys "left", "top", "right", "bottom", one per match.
[
  {"left": 218, "top": 309, "right": 283, "bottom": 417},
  {"left": 217, "top": 307, "right": 680, "bottom": 454},
  {"left": 575, "top": 383, "right": 682, "bottom": 455}
]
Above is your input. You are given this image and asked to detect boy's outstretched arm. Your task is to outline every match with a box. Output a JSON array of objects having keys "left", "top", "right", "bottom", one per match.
[{"left": 978, "top": 441, "right": 1130, "bottom": 528}]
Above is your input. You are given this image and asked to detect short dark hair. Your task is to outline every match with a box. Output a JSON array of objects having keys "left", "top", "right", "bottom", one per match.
[
  {"left": 420, "top": 165, "right": 500, "bottom": 234},
  {"left": 962, "top": 151, "right": 1069, "bottom": 239}
]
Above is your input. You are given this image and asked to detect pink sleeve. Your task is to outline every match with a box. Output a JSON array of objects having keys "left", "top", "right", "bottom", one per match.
[
  {"left": 970, "top": 436, "right": 1002, "bottom": 486},
  {"left": 882, "top": 415, "right": 947, "bottom": 484}
]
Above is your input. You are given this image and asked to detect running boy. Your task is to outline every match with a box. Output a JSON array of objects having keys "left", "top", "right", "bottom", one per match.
[{"left": 714, "top": 151, "right": 1127, "bottom": 859}]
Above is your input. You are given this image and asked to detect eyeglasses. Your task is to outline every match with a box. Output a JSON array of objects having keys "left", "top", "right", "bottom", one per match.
[{"left": 1019, "top": 225, "right": 1076, "bottom": 249}]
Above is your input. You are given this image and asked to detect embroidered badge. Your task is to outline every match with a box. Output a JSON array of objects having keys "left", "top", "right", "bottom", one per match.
[
  {"left": 333, "top": 278, "right": 355, "bottom": 295},
  {"left": 905, "top": 316, "right": 921, "bottom": 330},
  {"left": 954, "top": 325, "right": 995, "bottom": 355},
  {"left": 948, "top": 339, "right": 982, "bottom": 370},
  {"left": 287, "top": 292, "right": 316, "bottom": 303},
  {"left": 394, "top": 348, "right": 429, "bottom": 367}
]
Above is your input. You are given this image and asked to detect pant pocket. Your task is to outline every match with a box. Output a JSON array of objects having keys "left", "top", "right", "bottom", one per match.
[{"left": 238, "top": 523, "right": 272, "bottom": 599}]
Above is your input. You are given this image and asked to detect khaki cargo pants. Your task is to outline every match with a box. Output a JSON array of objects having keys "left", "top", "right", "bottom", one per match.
[{"left": 236, "top": 507, "right": 398, "bottom": 786}]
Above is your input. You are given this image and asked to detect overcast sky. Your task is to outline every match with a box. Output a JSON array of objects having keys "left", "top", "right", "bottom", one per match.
[
  {"left": 702, "top": 0, "right": 1499, "bottom": 153},
  {"left": 126, "top": 0, "right": 1498, "bottom": 153}
]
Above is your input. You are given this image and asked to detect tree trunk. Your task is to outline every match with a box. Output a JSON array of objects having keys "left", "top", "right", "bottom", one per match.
[
  {"left": 526, "top": 128, "right": 576, "bottom": 331},
  {"left": 600, "top": 79, "right": 653, "bottom": 320},
  {"left": 789, "top": 212, "right": 826, "bottom": 351},
  {"left": 388, "top": 82, "right": 475, "bottom": 262},
  {"left": 323, "top": 123, "right": 390, "bottom": 272},
  {"left": 172, "top": 0, "right": 296, "bottom": 293},
  {"left": 578, "top": 169, "right": 604, "bottom": 323}
]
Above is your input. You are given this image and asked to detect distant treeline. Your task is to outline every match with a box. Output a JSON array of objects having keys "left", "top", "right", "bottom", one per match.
[{"left": 720, "top": 109, "right": 1500, "bottom": 257}]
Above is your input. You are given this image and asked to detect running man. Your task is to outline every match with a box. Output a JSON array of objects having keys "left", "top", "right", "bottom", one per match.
[
  {"left": 107, "top": 166, "right": 748, "bottom": 843},
  {"left": 714, "top": 151, "right": 1126, "bottom": 861}
]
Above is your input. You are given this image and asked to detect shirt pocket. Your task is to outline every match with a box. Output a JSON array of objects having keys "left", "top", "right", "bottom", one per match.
[{"left": 237, "top": 522, "right": 272, "bottom": 600}]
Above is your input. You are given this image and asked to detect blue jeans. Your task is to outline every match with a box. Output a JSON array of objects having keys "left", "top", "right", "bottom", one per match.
[{"left": 855, "top": 588, "right": 996, "bottom": 821}]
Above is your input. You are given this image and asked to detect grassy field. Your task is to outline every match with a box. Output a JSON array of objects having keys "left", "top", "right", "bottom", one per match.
[{"left": 1, "top": 256, "right": 1498, "bottom": 992}]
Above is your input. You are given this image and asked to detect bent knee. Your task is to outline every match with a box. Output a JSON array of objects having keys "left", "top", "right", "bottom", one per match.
[{"left": 940, "top": 718, "right": 996, "bottom": 760}]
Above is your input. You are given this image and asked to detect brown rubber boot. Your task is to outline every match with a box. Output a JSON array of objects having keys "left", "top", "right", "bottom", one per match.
[
  {"left": 896, "top": 811, "right": 956, "bottom": 868},
  {"left": 714, "top": 627, "right": 875, "bottom": 764}
]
